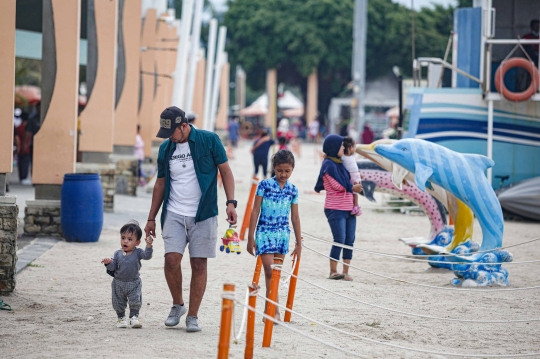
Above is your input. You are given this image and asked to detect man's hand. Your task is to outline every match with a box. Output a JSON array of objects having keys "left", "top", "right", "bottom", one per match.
[
  {"left": 226, "top": 205, "right": 237, "bottom": 225},
  {"left": 101, "top": 258, "right": 113, "bottom": 265},
  {"left": 145, "top": 236, "right": 154, "bottom": 248},
  {"left": 144, "top": 221, "right": 156, "bottom": 238},
  {"left": 246, "top": 237, "right": 256, "bottom": 256}
]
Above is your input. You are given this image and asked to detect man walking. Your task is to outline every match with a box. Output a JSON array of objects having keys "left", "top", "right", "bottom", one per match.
[{"left": 144, "top": 106, "right": 237, "bottom": 332}]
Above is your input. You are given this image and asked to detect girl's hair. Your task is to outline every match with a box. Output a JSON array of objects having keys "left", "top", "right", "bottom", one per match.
[
  {"left": 278, "top": 136, "right": 287, "bottom": 145},
  {"left": 272, "top": 149, "right": 295, "bottom": 168},
  {"left": 343, "top": 136, "right": 355, "bottom": 155},
  {"left": 120, "top": 220, "right": 142, "bottom": 240},
  {"left": 260, "top": 130, "right": 268, "bottom": 137}
]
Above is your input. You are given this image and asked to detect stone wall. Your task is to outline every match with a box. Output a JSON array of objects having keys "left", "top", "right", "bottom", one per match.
[
  {"left": 0, "top": 196, "right": 19, "bottom": 293},
  {"left": 24, "top": 200, "right": 62, "bottom": 237},
  {"left": 111, "top": 155, "right": 138, "bottom": 196},
  {"left": 76, "top": 163, "right": 116, "bottom": 212}
]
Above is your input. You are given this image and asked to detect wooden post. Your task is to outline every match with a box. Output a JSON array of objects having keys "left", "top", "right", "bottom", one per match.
[
  {"left": 244, "top": 283, "right": 259, "bottom": 359},
  {"left": 262, "top": 257, "right": 283, "bottom": 347},
  {"left": 252, "top": 256, "right": 262, "bottom": 285},
  {"left": 240, "top": 176, "right": 258, "bottom": 240},
  {"left": 284, "top": 254, "right": 300, "bottom": 322},
  {"left": 217, "top": 283, "right": 235, "bottom": 359}
]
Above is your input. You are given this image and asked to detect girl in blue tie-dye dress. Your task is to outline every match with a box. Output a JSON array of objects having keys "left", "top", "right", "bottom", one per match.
[{"left": 247, "top": 150, "right": 302, "bottom": 321}]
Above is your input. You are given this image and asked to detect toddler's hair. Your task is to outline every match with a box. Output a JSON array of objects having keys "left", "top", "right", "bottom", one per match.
[
  {"left": 343, "top": 136, "right": 355, "bottom": 155},
  {"left": 120, "top": 220, "right": 143, "bottom": 240},
  {"left": 272, "top": 149, "right": 295, "bottom": 169}
]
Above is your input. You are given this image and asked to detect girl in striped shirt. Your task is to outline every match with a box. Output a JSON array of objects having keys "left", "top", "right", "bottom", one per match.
[{"left": 314, "top": 135, "right": 363, "bottom": 281}]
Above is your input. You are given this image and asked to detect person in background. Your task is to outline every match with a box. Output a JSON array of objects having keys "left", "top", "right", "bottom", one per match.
[
  {"left": 25, "top": 102, "right": 41, "bottom": 176},
  {"left": 308, "top": 120, "right": 319, "bottom": 143},
  {"left": 14, "top": 110, "right": 32, "bottom": 185},
  {"left": 314, "top": 134, "right": 363, "bottom": 281},
  {"left": 278, "top": 136, "right": 288, "bottom": 150},
  {"left": 523, "top": 19, "right": 539, "bottom": 66},
  {"left": 251, "top": 130, "right": 274, "bottom": 179},
  {"left": 134, "top": 125, "right": 145, "bottom": 185},
  {"left": 228, "top": 117, "right": 240, "bottom": 148},
  {"left": 361, "top": 122, "right": 375, "bottom": 144}
]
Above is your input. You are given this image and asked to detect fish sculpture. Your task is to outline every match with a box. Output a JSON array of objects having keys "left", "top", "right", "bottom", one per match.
[
  {"left": 356, "top": 141, "right": 477, "bottom": 262},
  {"left": 374, "top": 139, "right": 513, "bottom": 286}
]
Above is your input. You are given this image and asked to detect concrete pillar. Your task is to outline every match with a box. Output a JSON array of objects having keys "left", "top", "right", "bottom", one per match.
[
  {"left": 151, "top": 19, "right": 173, "bottom": 142},
  {"left": 0, "top": 0, "right": 16, "bottom": 196},
  {"left": 0, "top": 0, "right": 18, "bottom": 294},
  {"left": 138, "top": 9, "right": 157, "bottom": 158},
  {"left": 113, "top": 0, "right": 142, "bottom": 153},
  {"left": 79, "top": 0, "right": 119, "bottom": 163},
  {"left": 163, "top": 26, "right": 179, "bottom": 108},
  {"left": 33, "top": 0, "right": 81, "bottom": 193},
  {"left": 265, "top": 69, "right": 277, "bottom": 138},
  {"left": 192, "top": 54, "right": 206, "bottom": 128},
  {"left": 215, "top": 62, "right": 230, "bottom": 131},
  {"left": 306, "top": 69, "right": 318, "bottom": 126}
]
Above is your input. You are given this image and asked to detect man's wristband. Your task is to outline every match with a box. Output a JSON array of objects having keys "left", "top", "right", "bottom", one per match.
[{"left": 147, "top": 219, "right": 155, "bottom": 221}]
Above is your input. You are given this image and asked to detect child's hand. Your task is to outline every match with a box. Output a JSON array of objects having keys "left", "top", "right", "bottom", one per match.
[
  {"left": 101, "top": 258, "right": 113, "bottom": 265},
  {"left": 246, "top": 237, "right": 256, "bottom": 256},
  {"left": 291, "top": 238, "right": 302, "bottom": 259},
  {"left": 352, "top": 183, "right": 363, "bottom": 193},
  {"left": 145, "top": 236, "right": 153, "bottom": 247}
]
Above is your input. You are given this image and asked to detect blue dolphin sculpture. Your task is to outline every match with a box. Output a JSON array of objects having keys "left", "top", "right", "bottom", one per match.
[{"left": 374, "top": 139, "right": 504, "bottom": 260}]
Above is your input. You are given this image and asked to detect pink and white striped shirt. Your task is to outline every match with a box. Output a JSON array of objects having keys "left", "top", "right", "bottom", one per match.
[{"left": 322, "top": 174, "right": 354, "bottom": 211}]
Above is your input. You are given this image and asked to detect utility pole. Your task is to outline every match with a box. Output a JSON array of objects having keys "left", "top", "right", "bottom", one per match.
[{"left": 352, "top": 0, "right": 367, "bottom": 133}]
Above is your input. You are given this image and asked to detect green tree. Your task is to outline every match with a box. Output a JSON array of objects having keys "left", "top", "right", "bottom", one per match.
[{"left": 225, "top": 0, "right": 460, "bottom": 114}]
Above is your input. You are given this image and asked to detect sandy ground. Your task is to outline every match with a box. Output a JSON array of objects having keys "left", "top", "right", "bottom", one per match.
[{"left": 1, "top": 141, "right": 539, "bottom": 359}]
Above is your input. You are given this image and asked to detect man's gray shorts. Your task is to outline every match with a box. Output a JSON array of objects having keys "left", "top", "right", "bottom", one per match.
[{"left": 162, "top": 211, "right": 218, "bottom": 258}]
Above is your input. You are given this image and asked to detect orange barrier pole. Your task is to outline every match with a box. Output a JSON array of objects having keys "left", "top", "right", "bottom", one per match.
[
  {"left": 252, "top": 256, "right": 262, "bottom": 285},
  {"left": 217, "top": 283, "right": 235, "bottom": 359},
  {"left": 240, "top": 176, "right": 259, "bottom": 240},
  {"left": 283, "top": 254, "right": 301, "bottom": 322},
  {"left": 262, "top": 257, "right": 283, "bottom": 347},
  {"left": 244, "top": 284, "right": 259, "bottom": 359}
]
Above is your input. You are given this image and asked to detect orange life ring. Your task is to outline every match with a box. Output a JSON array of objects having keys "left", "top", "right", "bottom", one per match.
[{"left": 495, "top": 58, "right": 540, "bottom": 102}]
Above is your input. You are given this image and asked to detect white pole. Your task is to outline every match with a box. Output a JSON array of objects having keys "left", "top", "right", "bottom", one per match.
[
  {"left": 202, "top": 19, "right": 218, "bottom": 131},
  {"left": 184, "top": 0, "right": 204, "bottom": 114},
  {"left": 209, "top": 26, "right": 227, "bottom": 132},
  {"left": 171, "top": 0, "right": 194, "bottom": 109},
  {"left": 487, "top": 99, "right": 493, "bottom": 186}
]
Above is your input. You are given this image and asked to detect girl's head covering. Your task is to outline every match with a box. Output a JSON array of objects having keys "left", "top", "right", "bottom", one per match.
[{"left": 314, "top": 135, "right": 352, "bottom": 193}]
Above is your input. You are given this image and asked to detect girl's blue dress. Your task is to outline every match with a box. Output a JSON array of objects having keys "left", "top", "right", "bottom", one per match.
[{"left": 255, "top": 177, "right": 298, "bottom": 255}]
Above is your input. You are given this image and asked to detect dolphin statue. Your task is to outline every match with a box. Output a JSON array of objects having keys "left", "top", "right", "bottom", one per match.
[
  {"left": 374, "top": 140, "right": 504, "bottom": 257},
  {"left": 357, "top": 159, "right": 448, "bottom": 243},
  {"left": 356, "top": 141, "right": 475, "bottom": 253}
]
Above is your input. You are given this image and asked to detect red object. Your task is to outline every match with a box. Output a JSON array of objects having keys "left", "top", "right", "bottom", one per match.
[
  {"left": 15, "top": 86, "right": 41, "bottom": 105},
  {"left": 495, "top": 58, "right": 540, "bottom": 102},
  {"left": 523, "top": 33, "right": 539, "bottom": 53}
]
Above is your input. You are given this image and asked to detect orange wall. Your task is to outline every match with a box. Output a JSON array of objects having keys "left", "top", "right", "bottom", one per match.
[
  {"left": 33, "top": 0, "right": 81, "bottom": 185},
  {"left": 0, "top": 0, "right": 16, "bottom": 173},
  {"left": 150, "top": 20, "right": 171, "bottom": 140},
  {"left": 138, "top": 9, "right": 157, "bottom": 157},
  {"left": 79, "top": 0, "right": 118, "bottom": 153},
  {"left": 114, "top": 0, "right": 141, "bottom": 147}
]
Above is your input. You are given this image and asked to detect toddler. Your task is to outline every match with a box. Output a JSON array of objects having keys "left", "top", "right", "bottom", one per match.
[
  {"left": 341, "top": 137, "right": 362, "bottom": 216},
  {"left": 101, "top": 221, "right": 153, "bottom": 328}
]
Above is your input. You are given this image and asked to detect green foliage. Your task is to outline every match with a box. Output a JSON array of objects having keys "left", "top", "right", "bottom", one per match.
[
  {"left": 225, "top": 0, "right": 461, "bottom": 112},
  {"left": 15, "top": 58, "right": 41, "bottom": 86}
]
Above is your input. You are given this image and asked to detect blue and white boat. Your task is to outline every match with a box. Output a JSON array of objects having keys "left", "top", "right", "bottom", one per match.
[{"left": 403, "top": 0, "right": 540, "bottom": 188}]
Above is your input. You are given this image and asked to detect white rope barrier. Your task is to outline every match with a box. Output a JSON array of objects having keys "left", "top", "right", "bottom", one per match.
[
  {"left": 302, "top": 231, "right": 540, "bottom": 262},
  {"left": 302, "top": 232, "right": 540, "bottom": 265},
  {"left": 272, "top": 265, "right": 540, "bottom": 324},
  {"left": 279, "top": 255, "right": 297, "bottom": 289},
  {"left": 231, "top": 287, "right": 250, "bottom": 343},
  {"left": 254, "top": 291, "right": 540, "bottom": 358},
  {"left": 302, "top": 243, "right": 540, "bottom": 292},
  {"left": 222, "top": 292, "right": 367, "bottom": 358}
]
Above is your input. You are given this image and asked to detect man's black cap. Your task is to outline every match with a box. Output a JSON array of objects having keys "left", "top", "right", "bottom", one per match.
[{"left": 156, "top": 106, "right": 187, "bottom": 138}]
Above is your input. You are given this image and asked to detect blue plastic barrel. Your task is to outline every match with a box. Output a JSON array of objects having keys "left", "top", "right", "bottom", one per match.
[{"left": 61, "top": 173, "right": 103, "bottom": 242}]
